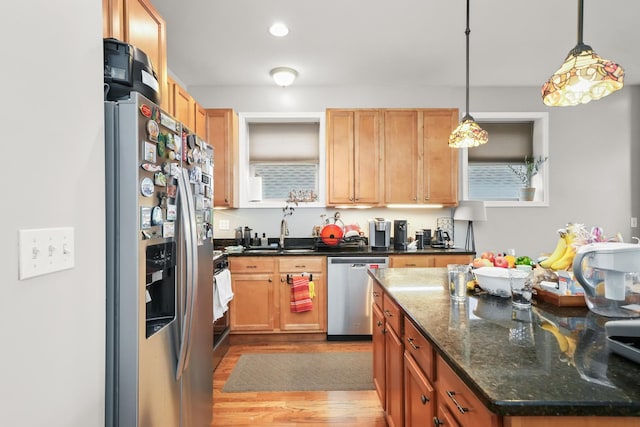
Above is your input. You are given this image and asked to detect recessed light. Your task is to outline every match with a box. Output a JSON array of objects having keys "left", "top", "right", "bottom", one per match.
[{"left": 269, "top": 22, "right": 289, "bottom": 37}]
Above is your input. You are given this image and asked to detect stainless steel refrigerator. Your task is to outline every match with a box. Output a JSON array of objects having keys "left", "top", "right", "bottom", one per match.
[{"left": 105, "top": 92, "right": 214, "bottom": 427}]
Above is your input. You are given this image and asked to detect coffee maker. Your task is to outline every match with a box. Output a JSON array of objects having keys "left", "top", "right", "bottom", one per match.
[
  {"left": 394, "top": 220, "right": 408, "bottom": 251},
  {"left": 369, "top": 218, "right": 391, "bottom": 249}
]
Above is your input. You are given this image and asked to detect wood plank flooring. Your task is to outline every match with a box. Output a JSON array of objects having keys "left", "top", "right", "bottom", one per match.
[{"left": 212, "top": 341, "right": 386, "bottom": 426}]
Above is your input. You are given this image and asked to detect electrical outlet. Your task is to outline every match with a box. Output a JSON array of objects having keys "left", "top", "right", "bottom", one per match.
[
  {"left": 632, "top": 217, "right": 638, "bottom": 228},
  {"left": 19, "top": 227, "right": 75, "bottom": 280},
  {"left": 219, "top": 220, "right": 230, "bottom": 230}
]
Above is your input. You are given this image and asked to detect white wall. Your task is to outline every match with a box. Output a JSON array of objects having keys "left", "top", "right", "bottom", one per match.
[
  {"left": 0, "top": 2, "right": 105, "bottom": 426},
  {"left": 192, "top": 83, "right": 636, "bottom": 259}
]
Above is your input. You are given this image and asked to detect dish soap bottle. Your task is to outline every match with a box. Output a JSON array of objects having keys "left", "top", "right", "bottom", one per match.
[{"left": 260, "top": 233, "right": 268, "bottom": 247}]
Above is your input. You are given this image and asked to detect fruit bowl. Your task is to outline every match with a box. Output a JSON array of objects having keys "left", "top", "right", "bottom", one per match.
[{"left": 473, "top": 267, "right": 528, "bottom": 298}]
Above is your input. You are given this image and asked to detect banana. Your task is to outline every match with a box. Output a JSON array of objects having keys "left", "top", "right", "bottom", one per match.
[
  {"left": 540, "top": 321, "right": 569, "bottom": 352},
  {"left": 539, "top": 236, "right": 567, "bottom": 268},
  {"left": 550, "top": 246, "right": 576, "bottom": 271}
]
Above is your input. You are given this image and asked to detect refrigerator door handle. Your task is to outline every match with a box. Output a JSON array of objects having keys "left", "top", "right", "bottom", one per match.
[{"left": 175, "top": 168, "right": 198, "bottom": 380}]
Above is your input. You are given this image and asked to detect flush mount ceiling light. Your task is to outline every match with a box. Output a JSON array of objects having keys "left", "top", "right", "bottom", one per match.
[
  {"left": 269, "top": 22, "right": 289, "bottom": 37},
  {"left": 448, "top": 0, "right": 488, "bottom": 149},
  {"left": 542, "top": 0, "right": 624, "bottom": 107},
  {"left": 270, "top": 67, "right": 298, "bottom": 87}
]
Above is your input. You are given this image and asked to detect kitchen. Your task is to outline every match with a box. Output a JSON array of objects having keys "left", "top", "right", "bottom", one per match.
[{"left": 2, "top": 1, "right": 640, "bottom": 427}]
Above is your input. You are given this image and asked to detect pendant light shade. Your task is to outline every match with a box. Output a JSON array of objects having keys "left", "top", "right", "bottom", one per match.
[
  {"left": 449, "top": 116, "right": 489, "bottom": 148},
  {"left": 541, "top": 0, "right": 624, "bottom": 107},
  {"left": 449, "top": 0, "right": 487, "bottom": 148}
]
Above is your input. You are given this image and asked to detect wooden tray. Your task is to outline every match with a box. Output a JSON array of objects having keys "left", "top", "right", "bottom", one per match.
[{"left": 534, "top": 287, "right": 586, "bottom": 307}]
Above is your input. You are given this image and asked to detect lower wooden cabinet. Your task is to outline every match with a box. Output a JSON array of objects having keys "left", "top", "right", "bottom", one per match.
[
  {"left": 390, "top": 254, "right": 473, "bottom": 268},
  {"left": 436, "top": 355, "right": 502, "bottom": 427},
  {"left": 404, "top": 351, "right": 436, "bottom": 427},
  {"left": 229, "top": 256, "right": 326, "bottom": 334},
  {"left": 385, "top": 322, "right": 404, "bottom": 427},
  {"left": 372, "top": 302, "right": 386, "bottom": 405}
]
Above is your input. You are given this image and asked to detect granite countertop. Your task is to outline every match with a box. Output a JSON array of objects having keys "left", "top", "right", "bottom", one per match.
[{"left": 369, "top": 267, "right": 640, "bottom": 417}]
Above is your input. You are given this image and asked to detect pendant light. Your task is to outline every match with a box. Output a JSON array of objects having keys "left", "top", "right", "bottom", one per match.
[
  {"left": 449, "top": 0, "right": 488, "bottom": 148},
  {"left": 542, "top": 0, "right": 624, "bottom": 107}
]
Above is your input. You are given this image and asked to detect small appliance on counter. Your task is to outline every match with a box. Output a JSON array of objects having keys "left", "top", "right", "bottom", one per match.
[
  {"left": 394, "top": 219, "right": 408, "bottom": 251},
  {"left": 431, "top": 227, "right": 451, "bottom": 248},
  {"left": 572, "top": 242, "right": 640, "bottom": 318},
  {"left": 369, "top": 218, "right": 391, "bottom": 249}
]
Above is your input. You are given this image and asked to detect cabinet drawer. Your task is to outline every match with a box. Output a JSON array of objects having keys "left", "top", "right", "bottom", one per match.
[
  {"left": 436, "top": 356, "right": 501, "bottom": 427},
  {"left": 433, "top": 255, "right": 473, "bottom": 267},
  {"left": 372, "top": 281, "right": 384, "bottom": 309},
  {"left": 383, "top": 293, "right": 402, "bottom": 334},
  {"left": 390, "top": 255, "right": 434, "bottom": 268},
  {"left": 279, "top": 257, "right": 324, "bottom": 272},
  {"left": 230, "top": 257, "right": 276, "bottom": 273},
  {"left": 404, "top": 318, "right": 435, "bottom": 381}
]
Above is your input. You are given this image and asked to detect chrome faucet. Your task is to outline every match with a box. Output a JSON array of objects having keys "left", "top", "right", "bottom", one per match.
[{"left": 279, "top": 218, "right": 289, "bottom": 249}]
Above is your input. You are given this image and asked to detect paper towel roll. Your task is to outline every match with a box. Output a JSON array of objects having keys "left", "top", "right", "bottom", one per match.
[{"left": 249, "top": 176, "right": 262, "bottom": 201}]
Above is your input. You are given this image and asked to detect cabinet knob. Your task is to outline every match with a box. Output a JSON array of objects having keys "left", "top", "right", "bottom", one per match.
[
  {"left": 268, "top": 277, "right": 273, "bottom": 283},
  {"left": 433, "top": 417, "right": 443, "bottom": 426},
  {"left": 384, "top": 309, "right": 393, "bottom": 318},
  {"left": 421, "top": 394, "right": 429, "bottom": 405},
  {"left": 377, "top": 320, "right": 383, "bottom": 327}
]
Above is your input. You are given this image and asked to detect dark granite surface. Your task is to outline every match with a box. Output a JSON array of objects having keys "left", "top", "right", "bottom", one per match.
[
  {"left": 215, "top": 238, "right": 474, "bottom": 257},
  {"left": 369, "top": 267, "right": 640, "bottom": 417}
]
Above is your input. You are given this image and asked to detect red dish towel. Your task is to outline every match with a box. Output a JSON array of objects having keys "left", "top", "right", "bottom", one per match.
[{"left": 290, "top": 275, "right": 313, "bottom": 313}]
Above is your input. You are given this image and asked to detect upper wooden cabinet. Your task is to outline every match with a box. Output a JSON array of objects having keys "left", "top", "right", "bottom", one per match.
[
  {"left": 206, "top": 109, "right": 238, "bottom": 208},
  {"left": 103, "top": 0, "right": 167, "bottom": 111},
  {"left": 172, "top": 80, "right": 195, "bottom": 131},
  {"left": 326, "top": 109, "right": 382, "bottom": 206},
  {"left": 166, "top": 76, "right": 207, "bottom": 139},
  {"left": 384, "top": 109, "right": 459, "bottom": 206}
]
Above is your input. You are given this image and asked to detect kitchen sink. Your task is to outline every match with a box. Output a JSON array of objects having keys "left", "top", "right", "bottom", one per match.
[{"left": 282, "top": 248, "right": 316, "bottom": 253}]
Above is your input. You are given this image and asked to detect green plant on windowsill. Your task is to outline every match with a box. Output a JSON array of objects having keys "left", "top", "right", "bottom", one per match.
[{"left": 508, "top": 156, "right": 548, "bottom": 188}]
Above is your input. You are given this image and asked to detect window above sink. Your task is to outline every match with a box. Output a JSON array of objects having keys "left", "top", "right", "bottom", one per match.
[{"left": 238, "top": 112, "right": 326, "bottom": 208}]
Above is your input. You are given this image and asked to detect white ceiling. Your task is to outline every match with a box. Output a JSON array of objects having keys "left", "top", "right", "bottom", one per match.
[{"left": 152, "top": 0, "right": 639, "bottom": 89}]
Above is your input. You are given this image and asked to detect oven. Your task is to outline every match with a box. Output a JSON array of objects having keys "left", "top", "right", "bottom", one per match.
[{"left": 213, "top": 252, "right": 231, "bottom": 371}]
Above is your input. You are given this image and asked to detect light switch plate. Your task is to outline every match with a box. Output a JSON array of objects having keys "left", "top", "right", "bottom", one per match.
[
  {"left": 219, "top": 220, "right": 230, "bottom": 230},
  {"left": 19, "top": 227, "right": 75, "bottom": 280}
]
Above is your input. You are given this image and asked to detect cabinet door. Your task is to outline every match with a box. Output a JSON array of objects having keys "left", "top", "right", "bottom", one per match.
[
  {"left": 353, "top": 110, "right": 382, "bottom": 204},
  {"left": 229, "top": 273, "right": 276, "bottom": 331},
  {"left": 437, "top": 356, "right": 501, "bottom": 427},
  {"left": 206, "top": 109, "right": 237, "bottom": 208},
  {"left": 433, "top": 255, "right": 474, "bottom": 267},
  {"left": 372, "top": 303, "right": 386, "bottom": 407},
  {"left": 385, "top": 323, "right": 404, "bottom": 427},
  {"left": 422, "top": 109, "right": 459, "bottom": 205},
  {"left": 194, "top": 102, "right": 207, "bottom": 139},
  {"left": 326, "top": 110, "right": 355, "bottom": 204},
  {"left": 173, "top": 83, "right": 194, "bottom": 131},
  {"left": 384, "top": 110, "right": 420, "bottom": 204},
  {"left": 404, "top": 352, "right": 435, "bottom": 427},
  {"left": 279, "top": 272, "right": 326, "bottom": 332},
  {"left": 121, "top": 0, "right": 167, "bottom": 110}
]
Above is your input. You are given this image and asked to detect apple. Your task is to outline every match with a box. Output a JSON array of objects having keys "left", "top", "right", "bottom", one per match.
[
  {"left": 493, "top": 255, "right": 509, "bottom": 268},
  {"left": 480, "top": 251, "right": 495, "bottom": 264},
  {"left": 472, "top": 257, "right": 493, "bottom": 268}
]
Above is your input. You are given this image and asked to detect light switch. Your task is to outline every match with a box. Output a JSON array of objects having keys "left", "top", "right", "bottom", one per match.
[
  {"left": 19, "top": 227, "right": 75, "bottom": 280},
  {"left": 219, "top": 220, "right": 230, "bottom": 230}
]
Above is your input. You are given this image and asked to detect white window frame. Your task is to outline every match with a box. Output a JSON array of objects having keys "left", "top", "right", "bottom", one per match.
[
  {"left": 460, "top": 112, "right": 549, "bottom": 207},
  {"left": 238, "top": 112, "right": 326, "bottom": 208}
]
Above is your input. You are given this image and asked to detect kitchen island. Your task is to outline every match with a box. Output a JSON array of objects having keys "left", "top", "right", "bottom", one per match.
[{"left": 369, "top": 267, "right": 640, "bottom": 426}]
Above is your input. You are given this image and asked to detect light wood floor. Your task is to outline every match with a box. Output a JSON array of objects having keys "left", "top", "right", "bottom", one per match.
[{"left": 212, "top": 341, "right": 387, "bottom": 426}]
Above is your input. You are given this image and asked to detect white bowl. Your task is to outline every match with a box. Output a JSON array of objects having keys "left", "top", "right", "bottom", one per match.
[{"left": 473, "top": 267, "right": 528, "bottom": 298}]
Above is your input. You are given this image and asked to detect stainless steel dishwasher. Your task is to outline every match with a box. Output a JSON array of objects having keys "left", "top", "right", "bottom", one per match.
[{"left": 327, "top": 256, "right": 389, "bottom": 340}]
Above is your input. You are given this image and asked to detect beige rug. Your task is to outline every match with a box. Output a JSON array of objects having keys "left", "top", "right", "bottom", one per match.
[{"left": 222, "top": 352, "right": 374, "bottom": 393}]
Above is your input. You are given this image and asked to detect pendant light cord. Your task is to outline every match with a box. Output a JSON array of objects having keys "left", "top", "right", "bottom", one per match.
[
  {"left": 577, "top": 0, "right": 584, "bottom": 45},
  {"left": 464, "top": 0, "right": 471, "bottom": 120}
]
